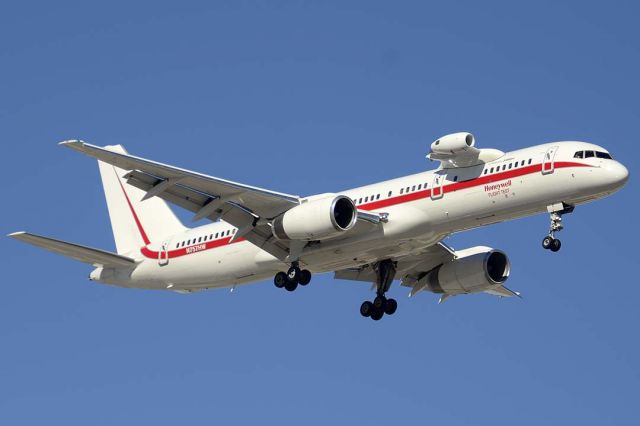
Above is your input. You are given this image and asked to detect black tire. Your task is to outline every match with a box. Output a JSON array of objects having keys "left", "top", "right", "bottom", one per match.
[
  {"left": 373, "top": 295, "right": 386, "bottom": 310},
  {"left": 298, "top": 269, "right": 312, "bottom": 286},
  {"left": 284, "top": 280, "right": 298, "bottom": 292},
  {"left": 542, "top": 236, "right": 554, "bottom": 250},
  {"left": 384, "top": 298, "right": 398, "bottom": 315},
  {"left": 274, "top": 272, "right": 287, "bottom": 288},
  {"left": 360, "top": 301, "right": 373, "bottom": 317},
  {"left": 550, "top": 238, "right": 562, "bottom": 252},
  {"left": 370, "top": 308, "right": 384, "bottom": 321},
  {"left": 287, "top": 266, "right": 301, "bottom": 283}
]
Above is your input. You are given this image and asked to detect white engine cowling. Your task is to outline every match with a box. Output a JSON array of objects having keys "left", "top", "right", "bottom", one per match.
[
  {"left": 431, "top": 132, "right": 475, "bottom": 154},
  {"left": 423, "top": 246, "right": 510, "bottom": 295},
  {"left": 272, "top": 194, "right": 357, "bottom": 241}
]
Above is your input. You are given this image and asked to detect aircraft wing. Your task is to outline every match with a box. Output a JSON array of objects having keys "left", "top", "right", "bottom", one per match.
[
  {"left": 61, "top": 140, "right": 300, "bottom": 219},
  {"left": 8, "top": 232, "right": 136, "bottom": 268},
  {"left": 61, "top": 141, "right": 382, "bottom": 261},
  {"left": 334, "top": 242, "right": 455, "bottom": 285}
]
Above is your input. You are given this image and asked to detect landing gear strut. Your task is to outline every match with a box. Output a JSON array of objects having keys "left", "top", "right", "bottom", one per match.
[
  {"left": 542, "top": 203, "right": 574, "bottom": 253},
  {"left": 360, "top": 259, "right": 398, "bottom": 321},
  {"left": 273, "top": 262, "right": 312, "bottom": 292}
]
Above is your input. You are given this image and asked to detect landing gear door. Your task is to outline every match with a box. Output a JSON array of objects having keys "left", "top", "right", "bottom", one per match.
[
  {"left": 542, "top": 146, "right": 559, "bottom": 175},
  {"left": 431, "top": 173, "right": 445, "bottom": 200},
  {"left": 158, "top": 242, "right": 169, "bottom": 266}
]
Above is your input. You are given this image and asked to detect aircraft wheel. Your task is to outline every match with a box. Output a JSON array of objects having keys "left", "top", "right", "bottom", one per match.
[
  {"left": 274, "top": 272, "right": 287, "bottom": 288},
  {"left": 360, "top": 301, "right": 374, "bottom": 317},
  {"left": 284, "top": 279, "right": 298, "bottom": 292},
  {"left": 298, "top": 269, "right": 312, "bottom": 286},
  {"left": 384, "top": 298, "right": 398, "bottom": 315},
  {"left": 373, "top": 295, "right": 386, "bottom": 310},
  {"left": 542, "top": 236, "right": 554, "bottom": 250},
  {"left": 287, "top": 266, "right": 301, "bottom": 283},
  {"left": 370, "top": 308, "right": 384, "bottom": 321},
  {"left": 550, "top": 238, "right": 562, "bottom": 252}
]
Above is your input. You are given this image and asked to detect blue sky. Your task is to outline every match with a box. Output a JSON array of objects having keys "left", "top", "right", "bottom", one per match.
[{"left": 1, "top": 1, "right": 638, "bottom": 424}]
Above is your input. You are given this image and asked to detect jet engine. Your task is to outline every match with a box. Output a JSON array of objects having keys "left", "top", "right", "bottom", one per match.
[
  {"left": 272, "top": 194, "right": 357, "bottom": 241},
  {"left": 422, "top": 246, "right": 510, "bottom": 295},
  {"left": 431, "top": 132, "right": 475, "bottom": 154}
]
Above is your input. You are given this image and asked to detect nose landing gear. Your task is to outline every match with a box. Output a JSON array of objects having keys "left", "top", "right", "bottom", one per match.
[
  {"left": 273, "top": 262, "right": 312, "bottom": 292},
  {"left": 542, "top": 203, "right": 574, "bottom": 253},
  {"left": 360, "top": 259, "right": 398, "bottom": 321}
]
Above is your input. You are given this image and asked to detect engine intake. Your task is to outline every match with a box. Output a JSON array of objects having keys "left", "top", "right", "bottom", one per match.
[
  {"left": 431, "top": 132, "right": 475, "bottom": 154},
  {"left": 423, "top": 247, "right": 510, "bottom": 295},
  {"left": 273, "top": 194, "right": 357, "bottom": 241}
]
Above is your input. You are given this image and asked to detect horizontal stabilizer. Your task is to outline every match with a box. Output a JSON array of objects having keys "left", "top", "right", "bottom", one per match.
[{"left": 8, "top": 232, "right": 137, "bottom": 268}]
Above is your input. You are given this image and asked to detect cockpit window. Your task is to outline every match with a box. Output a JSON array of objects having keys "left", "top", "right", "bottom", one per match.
[
  {"left": 574, "top": 151, "right": 584, "bottom": 158},
  {"left": 596, "top": 151, "right": 612, "bottom": 159},
  {"left": 585, "top": 150, "right": 595, "bottom": 158}
]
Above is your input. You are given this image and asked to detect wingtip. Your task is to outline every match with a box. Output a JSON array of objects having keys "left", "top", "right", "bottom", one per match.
[
  {"left": 7, "top": 231, "right": 26, "bottom": 238},
  {"left": 59, "top": 139, "right": 85, "bottom": 149}
]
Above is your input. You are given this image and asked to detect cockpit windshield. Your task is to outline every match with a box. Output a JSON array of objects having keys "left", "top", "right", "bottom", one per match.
[{"left": 574, "top": 150, "right": 612, "bottom": 160}]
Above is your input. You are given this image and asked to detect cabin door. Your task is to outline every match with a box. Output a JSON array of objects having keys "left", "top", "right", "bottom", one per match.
[{"left": 542, "top": 146, "right": 559, "bottom": 175}]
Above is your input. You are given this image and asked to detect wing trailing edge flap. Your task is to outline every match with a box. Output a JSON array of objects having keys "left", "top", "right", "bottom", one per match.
[
  {"left": 8, "top": 232, "right": 137, "bottom": 268},
  {"left": 334, "top": 242, "right": 455, "bottom": 289},
  {"left": 124, "top": 169, "right": 291, "bottom": 260}
]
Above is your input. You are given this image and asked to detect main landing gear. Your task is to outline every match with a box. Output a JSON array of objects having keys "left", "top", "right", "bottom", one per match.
[
  {"left": 360, "top": 259, "right": 398, "bottom": 321},
  {"left": 542, "top": 203, "right": 574, "bottom": 253},
  {"left": 273, "top": 262, "right": 312, "bottom": 292}
]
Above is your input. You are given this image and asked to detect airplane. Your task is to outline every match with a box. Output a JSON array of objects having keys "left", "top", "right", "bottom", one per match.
[{"left": 9, "top": 133, "right": 629, "bottom": 321}]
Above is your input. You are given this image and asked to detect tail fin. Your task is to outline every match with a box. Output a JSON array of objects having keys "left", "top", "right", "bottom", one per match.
[{"left": 98, "top": 145, "right": 187, "bottom": 255}]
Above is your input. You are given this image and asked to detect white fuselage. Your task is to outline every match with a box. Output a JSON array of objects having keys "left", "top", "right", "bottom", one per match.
[{"left": 93, "top": 141, "right": 628, "bottom": 291}]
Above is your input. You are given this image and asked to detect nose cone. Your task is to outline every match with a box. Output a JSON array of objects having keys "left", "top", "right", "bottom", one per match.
[{"left": 604, "top": 161, "right": 629, "bottom": 190}]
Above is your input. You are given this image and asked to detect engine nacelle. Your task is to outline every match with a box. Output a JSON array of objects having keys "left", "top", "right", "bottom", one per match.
[
  {"left": 423, "top": 246, "right": 510, "bottom": 295},
  {"left": 431, "top": 132, "right": 475, "bottom": 154},
  {"left": 272, "top": 194, "right": 357, "bottom": 241}
]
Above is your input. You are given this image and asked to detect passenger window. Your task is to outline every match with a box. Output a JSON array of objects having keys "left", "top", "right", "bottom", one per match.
[
  {"left": 412, "top": 185, "right": 416, "bottom": 191},
  {"left": 596, "top": 151, "right": 612, "bottom": 159},
  {"left": 483, "top": 170, "right": 487, "bottom": 175},
  {"left": 406, "top": 187, "right": 410, "bottom": 193},
  {"left": 521, "top": 160, "right": 525, "bottom": 166},
  {"left": 376, "top": 194, "right": 380, "bottom": 200},
  {"left": 400, "top": 188, "right": 404, "bottom": 194},
  {"left": 585, "top": 150, "right": 595, "bottom": 158},
  {"left": 417, "top": 184, "right": 422, "bottom": 190},
  {"left": 528, "top": 159, "right": 532, "bottom": 164},
  {"left": 490, "top": 167, "right": 494, "bottom": 173},
  {"left": 215, "top": 233, "right": 218, "bottom": 238},
  {"left": 364, "top": 196, "right": 368, "bottom": 202},
  {"left": 508, "top": 163, "right": 512, "bottom": 169},
  {"left": 574, "top": 151, "right": 584, "bottom": 159},
  {"left": 502, "top": 165, "right": 506, "bottom": 171},
  {"left": 453, "top": 176, "right": 458, "bottom": 182},
  {"left": 388, "top": 191, "right": 392, "bottom": 197},
  {"left": 227, "top": 230, "right": 230, "bottom": 236},
  {"left": 358, "top": 198, "right": 362, "bottom": 204}
]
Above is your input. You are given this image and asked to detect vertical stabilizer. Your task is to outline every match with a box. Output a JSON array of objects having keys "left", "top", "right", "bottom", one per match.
[{"left": 97, "top": 145, "right": 187, "bottom": 255}]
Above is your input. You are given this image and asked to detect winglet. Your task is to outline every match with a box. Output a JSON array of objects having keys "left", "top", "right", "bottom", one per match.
[{"left": 59, "top": 139, "right": 87, "bottom": 154}]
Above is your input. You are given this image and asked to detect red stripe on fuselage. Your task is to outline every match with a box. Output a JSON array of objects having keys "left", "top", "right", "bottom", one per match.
[
  {"left": 139, "top": 161, "right": 591, "bottom": 260},
  {"left": 141, "top": 236, "right": 246, "bottom": 259}
]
